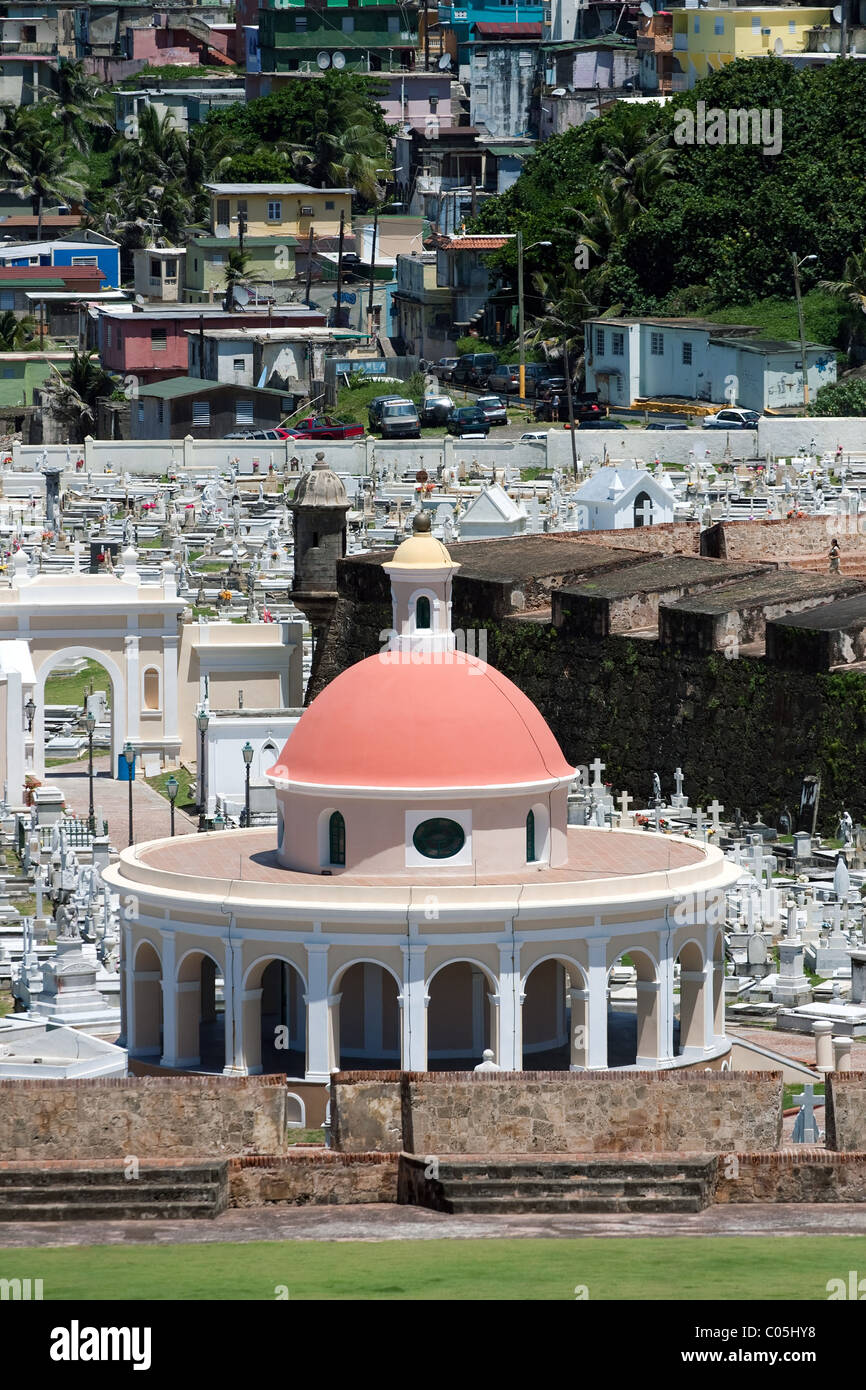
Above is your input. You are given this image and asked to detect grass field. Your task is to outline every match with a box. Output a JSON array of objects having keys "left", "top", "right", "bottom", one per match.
[
  {"left": 2, "top": 1236, "right": 862, "bottom": 1300},
  {"left": 147, "top": 767, "right": 197, "bottom": 814},
  {"left": 44, "top": 658, "right": 112, "bottom": 709}
]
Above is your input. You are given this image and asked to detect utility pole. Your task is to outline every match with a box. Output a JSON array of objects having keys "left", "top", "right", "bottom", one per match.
[
  {"left": 304, "top": 224, "right": 315, "bottom": 306},
  {"left": 517, "top": 229, "right": 525, "bottom": 400},
  {"left": 367, "top": 204, "right": 379, "bottom": 340},
  {"left": 238, "top": 207, "right": 247, "bottom": 258},
  {"left": 791, "top": 251, "right": 810, "bottom": 408},
  {"left": 334, "top": 209, "right": 345, "bottom": 328},
  {"left": 424, "top": 4, "right": 430, "bottom": 70},
  {"left": 562, "top": 333, "right": 579, "bottom": 478}
]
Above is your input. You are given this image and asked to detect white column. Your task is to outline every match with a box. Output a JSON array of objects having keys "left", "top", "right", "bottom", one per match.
[
  {"left": 159, "top": 930, "right": 178, "bottom": 1067},
  {"left": 124, "top": 633, "right": 140, "bottom": 743},
  {"left": 162, "top": 634, "right": 179, "bottom": 743},
  {"left": 362, "top": 961, "right": 383, "bottom": 1056},
  {"left": 120, "top": 922, "right": 134, "bottom": 1050},
  {"left": 497, "top": 940, "right": 521, "bottom": 1070},
  {"left": 222, "top": 932, "right": 247, "bottom": 1075},
  {"left": 657, "top": 934, "right": 675, "bottom": 1064},
  {"left": 569, "top": 987, "right": 588, "bottom": 1068},
  {"left": 586, "top": 937, "right": 609, "bottom": 1068},
  {"left": 304, "top": 942, "right": 331, "bottom": 1082},
  {"left": 399, "top": 942, "right": 428, "bottom": 1071}
]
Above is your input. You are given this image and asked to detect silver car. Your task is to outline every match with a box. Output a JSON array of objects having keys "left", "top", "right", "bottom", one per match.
[{"left": 476, "top": 394, "right": 508, "bottom": 426}]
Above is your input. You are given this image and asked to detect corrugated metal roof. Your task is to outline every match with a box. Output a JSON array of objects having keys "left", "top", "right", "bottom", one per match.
[{"left": 473, "top": 22, "right": 543, "bottom": 37}]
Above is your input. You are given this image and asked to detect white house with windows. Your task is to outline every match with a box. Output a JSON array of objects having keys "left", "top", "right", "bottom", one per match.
[
  {"left": 584, "top": 316, "right": 836, "bottom": 411},
  {"left": 575, "top": 467, "right": 675, "bottom": 531}
]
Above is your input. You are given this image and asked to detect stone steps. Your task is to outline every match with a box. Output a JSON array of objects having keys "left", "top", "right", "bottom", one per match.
[
  {"left": 0, "top": 1162, "right": 227, "bottom": 1221},
  {"left": 402, "top": 1155, "right": 716, "bottom": 1215}
]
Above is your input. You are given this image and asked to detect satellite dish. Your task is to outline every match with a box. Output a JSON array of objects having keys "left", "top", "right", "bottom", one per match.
[
  {"left": 215, "top": 224, "right": 231, "bottom": 239},
  {"left": 332, "top": 51, "right": 346, "bottom": 69},
  {"left": 832, "top": 4, "right": 843, "bottom": 21},
  {"left": 232, "top": 285, "right": 250, "bottom": 307},
  {"left": 551, "top": 86, "right": 567, "bottom": 96},
  {"left": 822, "top": 40, "right": 831, "bottom": 49},
  {"left": 134, "top": 293, "right": 146, "bottom": 305},
  {"left": 438, "top": 53, "right": 452, "bottom": 70},
  {"left": 774, "top": 37, "right": 784, "bottom": 54},
  {"left": 316, "top": 50, "right": 331, "bottom": 68},
  {"left": 640, "top": 1, "right": 654, "bottom": 16}
]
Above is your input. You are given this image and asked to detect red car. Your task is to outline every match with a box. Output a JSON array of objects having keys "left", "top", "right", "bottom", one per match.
[{"left": 286, "top": 415, "right": 365, "bottom": 441}]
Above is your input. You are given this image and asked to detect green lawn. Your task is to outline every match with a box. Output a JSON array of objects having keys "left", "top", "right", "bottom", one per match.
[
  {"left": 147, "top": 767, "right": 197, "bottom": 814},
  {"left": 44, "top": 658, "right": 112, "bottom": 709},
  {"left": 2, "top": 1236, "right": 862, "bottom": 1300}
]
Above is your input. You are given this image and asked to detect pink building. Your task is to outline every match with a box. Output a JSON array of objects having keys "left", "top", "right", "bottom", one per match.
[{"left": 96, "top": 305, "right": 327, "bottom": 384}]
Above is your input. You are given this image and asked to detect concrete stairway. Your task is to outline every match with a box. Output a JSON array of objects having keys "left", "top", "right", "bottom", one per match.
[
  {"left": 0, "top": 1161, "right": 228, "bottom": 1221},
  {"left": 402, "top": 1155, "right": 717, "bottom": 1214}
]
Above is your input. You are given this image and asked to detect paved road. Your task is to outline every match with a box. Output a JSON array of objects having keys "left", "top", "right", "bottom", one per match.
[
  {"left": 2, "top": 1200, "right": 866, "bottom": 1248},
  {"left": 45, "top": 756, "right": 198, "bottom": 847}
]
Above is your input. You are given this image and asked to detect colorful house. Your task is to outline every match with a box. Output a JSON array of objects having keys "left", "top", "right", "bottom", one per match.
[{"left": 671, "top": 6, "right": 833, "bottom": 90}]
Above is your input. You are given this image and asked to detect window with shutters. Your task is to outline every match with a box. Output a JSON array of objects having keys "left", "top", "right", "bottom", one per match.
[
  {"left": 526, "top": 810, "right": 536, "bottom": 863},
  {"left": 235, "top": 400, "right": 254, "bottom": 425},
  {"left": 192, "top": 401, "right": 210, "bottom": 427},
  {"left": 151, "top": 328, "right": 167, "bottom": 351}
]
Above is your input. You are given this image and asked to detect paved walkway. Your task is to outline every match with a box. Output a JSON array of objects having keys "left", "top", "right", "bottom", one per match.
[
  {"left": 45, "top": 756, "right": 198, "bottom": 846},
  {"left": 3, "top": 1202, "right": 866, "bottom": 1248}
]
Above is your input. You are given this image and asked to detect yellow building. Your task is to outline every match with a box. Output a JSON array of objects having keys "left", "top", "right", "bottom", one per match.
[
  {"left": 671, "top": 7, "right": 833, "bottom": 89},
  {"left": 204, "top": 183, "right": 353, "bottom": 242}
]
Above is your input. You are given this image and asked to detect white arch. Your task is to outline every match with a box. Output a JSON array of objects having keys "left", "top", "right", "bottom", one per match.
[
  {"left": 176, "top": 945, "right": 224, "bottom": 982},
  {"left": 34, "top": 644, "right": 125, "bottom": 781},
  {"left": 329, "top": 957, "right": 403, "bottom": 996},
  {"left": 675, "top": 937, "right": 706, "bottom": 968},
  {"left": 607, "top": 945, "right": 659, "bottom": 979},
  {"left": 286, "top": 1092, "right": 306, "bottom": 1127},
  {"left": 521, "top": 952, "right": 588, "bottom": 993},
  {"left": 426, "top": 956, "right": 499, "bottom": 993},
  {"left": 243, "top": 953, "right": 308, "bottom": 994},
  {"left": 133, "top": 936, "right": 162, "bottom": 969}
]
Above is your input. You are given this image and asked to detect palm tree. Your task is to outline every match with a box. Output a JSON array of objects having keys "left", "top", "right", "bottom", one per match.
[
  {"left": 1, "top": 119, "right": 86, "bottom": 240},
  {"left": 0, "top": 311, "right": 37, "bottom": 351},
  {"left": 293, "top": 120, "right": 388, "bottom": 204},
  {"left": 41, "top": 351, "right": 114, "bottom": 443},
  {"left": 223, "top": 249, "right": 262, "bottom": 310},
  {"left": 600, "top": 130, "right": 676, "bottom": 216},
  {"left": 51, "top": 59, "right": 113, "bottom": 151},
  {"left": 820, "top": 249, "right": 866, "bottom": 362},
  {"left": 120, "top": 105, "right": 189, "bottom": 186}
]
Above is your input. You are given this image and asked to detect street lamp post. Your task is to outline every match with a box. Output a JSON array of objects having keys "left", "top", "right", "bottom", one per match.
[
  {"left": 166, "top": 773, "right": 178, "bottom": 838},
  {"left": 197, "top": 710, "right": 209, "bottom": 833},
  {"left": 123, "top": 741, "right": 135, "bottom": 847},
  {"left": 242, "top": 740, "right": 253, "bottom": 829},
  {"left": 84, "top": 710, "right": 96, "bottom": 834},
  {"left": 24, "top": 695, "right": 35, "bottom": 732},
  {"left": 792, "top": 253, "right": 817, "bottom": 409},
  {"left": 517, "top": 233, "right": 552, "bottom": 401}
]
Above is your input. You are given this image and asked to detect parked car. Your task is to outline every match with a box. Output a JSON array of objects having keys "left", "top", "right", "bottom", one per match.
[
  {"left": 702, "top": 407, "right": 761, "bottom": 429},
  {"left": 519, "top": 430, "right": 548, "bottom": 442},
  {"left": 475, "top": 394, "right": 508, "bottom": 426},
  {"left": 535, "top": 392, "right": 604, "bottom": 424},
  {"left": 521, "top": 363, "right": 550, "bottom": 397},
  {"left": 646, "top": 421, "right": 688, "bottom": 430},
  {"left": 487, "top": 363, "right": 521, "bottom": 394},
  {"left": 577, "top": 418, "right": 623, "bottom": 429},
  {"left": 451, "top": 352, "right": 499, "bottom": 389},
  {"left": 420, "top": 394, "right": 455, "bottom": 425},
  {"left": 437, "top": 357, "right": 459, "bottom": 382},
  {"left": 368, "top": 395, "right": 407, "bottom": 431},
  {"left": 286, "top": 415, "right": 365, "bottom": 440},
  {"left": 375, "top": 398, "right": 421, "bottom": 439},
  {"left": 224, "top": 428, "right": 291, "bottom": 441},
  {"left": 446, "top": 405, "right": 490, "bottom": 437},
  {"left": 702, "top": 420, "right": 747, "bottom": 431}
]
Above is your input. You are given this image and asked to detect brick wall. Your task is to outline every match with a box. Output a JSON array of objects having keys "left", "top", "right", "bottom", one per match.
[
  {"left": 0, "top": 1075, "right": 287, "bottom": 1160},
  {"left": 331, "top": 1071, "right": 783, "bottom": 1155},
  {"left": 714, "top": 1149, "right": 866, "bottom": 1202},
  {"left": 229, "top": 1152, "right": 399, "bottom": 1206},
  {"left": 824, "top": 1074, "right": 866, "bottom": 1151}
]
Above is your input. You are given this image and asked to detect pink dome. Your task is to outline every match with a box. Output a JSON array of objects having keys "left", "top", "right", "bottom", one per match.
[{"left": 267, "top": 651, "right": 574, "bottom": 792}]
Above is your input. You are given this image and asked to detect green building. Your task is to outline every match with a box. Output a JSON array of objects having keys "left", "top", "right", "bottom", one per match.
[
  {"left": 184, "top": 236, "right": 298, "bottom": 304},
  {"left": 258, "top": 0, "right": 419, "bottom": 73},
  {"left": 0, "top": 352, "right": 73, "bottom": 408}
]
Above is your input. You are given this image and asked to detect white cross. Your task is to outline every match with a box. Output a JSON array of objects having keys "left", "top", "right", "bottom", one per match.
[
  {"left": 674, "top": 767, "right": 684, "bottom": 798},
  {"left": 707, "top": 798, "right": 724, "bottom": 831},
  {"left": 654, "top": 805, "right": 661, "bottom": 832},
  {"left": 589, "top": 756, "right": 606, "bottom": 788},
  {"left": 694, "top": 807, "right": 705, "bottom": 835},
  {"left": 618, "top": 790, "right": 633, "bottom": 821}
]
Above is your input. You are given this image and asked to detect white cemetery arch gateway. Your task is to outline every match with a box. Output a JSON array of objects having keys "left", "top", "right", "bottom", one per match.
[
  {"left": 34, "top": 644, "right": 125, "bottom": 780},
  {"left": 5, "top": 563, "right": 186, "bottom": 782}
]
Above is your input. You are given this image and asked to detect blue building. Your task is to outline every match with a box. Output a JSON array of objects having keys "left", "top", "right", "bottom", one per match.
[
  {"left": 439, "top": 0, "right": 543, "bottom": 67},
  {"left": 0, "top": 236, "right": 121, "bottom": 289}
]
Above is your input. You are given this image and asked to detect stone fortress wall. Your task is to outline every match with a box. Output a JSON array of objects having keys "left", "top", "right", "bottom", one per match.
[{"left": 311, "top": 526, "right": 866, "bottom": 829}]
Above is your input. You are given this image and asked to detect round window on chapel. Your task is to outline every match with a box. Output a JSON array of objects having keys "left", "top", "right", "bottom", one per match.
[{"left": 412, "top": 817, "right": 465, "bottom": 859}]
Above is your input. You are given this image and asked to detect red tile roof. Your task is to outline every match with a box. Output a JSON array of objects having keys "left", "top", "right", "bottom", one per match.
[
  {"left": 472, "top": 21, "right": 543, "bottom": 37},
  {"left": 0, "top": 265, "right": 105, "bottom": 282},
  {"left": 436, "top": 234, "right": 512, "bottom": 251}
]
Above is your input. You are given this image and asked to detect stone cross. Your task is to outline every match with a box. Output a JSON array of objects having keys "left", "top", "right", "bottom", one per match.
[
  {"left": 673, "top": 767, "right": 685, "bottom": 800},
  {"left": 618, "top": 790, "right": 633, "bottom": 822},
  {"left": 695, "top": 807, "right": 705, "bottom": 835},
  {"left": 589, "top": 757, "right": 606, "bottom": 789},
  {"left": 707, "top": 798, "right": 724, "bottom": 832}
]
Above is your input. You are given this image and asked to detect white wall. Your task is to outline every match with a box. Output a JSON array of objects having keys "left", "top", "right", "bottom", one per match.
[{"left": 206, "top": 713, "right": 302, "bottom": 817}]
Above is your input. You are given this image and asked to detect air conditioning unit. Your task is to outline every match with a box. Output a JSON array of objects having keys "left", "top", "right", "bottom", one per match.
[
  {"left": 761, "top": 27, "right": 771, "bottom": 33},
  {"left": 300, "top": 205, "right": 314, "bottom": 216}
]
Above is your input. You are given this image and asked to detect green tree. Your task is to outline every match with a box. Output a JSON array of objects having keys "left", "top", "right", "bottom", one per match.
[
  {"left": 0, "top": 311, "right": 37, "bottom": 351},
  {"left": 41, "top": 351, "right": 114, "bottom": 443},
  {"left": 820, "top": 248, "right": 866, "bottom": 361},
  {"left": 0, "top": 111, "right": 86, "bottom": 239},
  {"left": 51, "top": 60, "right": 114, "bottom": 151},
  {"left": 808, "top": 377, "right": 866, "bottom": 417}
]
